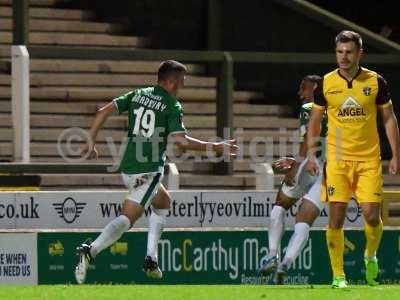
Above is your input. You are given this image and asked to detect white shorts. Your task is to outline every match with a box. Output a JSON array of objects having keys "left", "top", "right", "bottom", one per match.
[
  {"left": 121, "top": 171, "right": 163, "bottom": 209},
  {"left": 302, "top": 171, "right": 324, "bottom": 212},
  {"left": 281, "top": 159, "right": 324, "bottom": 212}
]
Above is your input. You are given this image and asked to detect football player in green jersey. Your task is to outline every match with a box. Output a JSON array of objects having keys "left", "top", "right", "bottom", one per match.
[
  {"left": 75, "top": 60, "right": 238, "bottom": 284},
  {"left": 259, "top": 75, "right": 327, "bottom": 284}
]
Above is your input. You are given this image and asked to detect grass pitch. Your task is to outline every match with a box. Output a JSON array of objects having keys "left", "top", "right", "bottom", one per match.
[{"left": 0, "top": 285, "right": 399, "bottom": 300}]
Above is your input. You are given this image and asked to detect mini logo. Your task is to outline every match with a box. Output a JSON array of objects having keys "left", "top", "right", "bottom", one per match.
[
  {"left": 53, "top": 197, "right": 86, "bottom": 224},
  {"left": 110, "top": 242, "right": 128, "bottom": 256},
  {"left": 327, "top": 186, "right": 335, "bottom": 196},
  {"left": 363, "top": 86, "right": 371, "bottom": 96},
  {"left": 49, "top": 240, "right": 64, "bottom": 256}
]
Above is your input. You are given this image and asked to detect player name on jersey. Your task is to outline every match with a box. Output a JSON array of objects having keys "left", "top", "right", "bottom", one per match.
[{"left": 131, "top": 94, "right": 167, "bottom": 112}]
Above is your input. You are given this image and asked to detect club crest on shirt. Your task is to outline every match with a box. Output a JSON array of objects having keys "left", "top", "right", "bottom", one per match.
[
  {"left": 327, "top": 185, "right": 335, "bottom": 196},
  {"left": 362, "top": 86, "right": 371, "bottom": 96}
]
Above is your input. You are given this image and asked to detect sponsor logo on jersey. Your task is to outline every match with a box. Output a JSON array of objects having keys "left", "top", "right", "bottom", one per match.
[{"left": 337, "top": 97, "right": 366, "bottom": 119}]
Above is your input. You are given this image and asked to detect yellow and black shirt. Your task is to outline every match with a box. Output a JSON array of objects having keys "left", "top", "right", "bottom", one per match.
[{"left": 313, "top": 67, "right": 392, "bottom": 161}]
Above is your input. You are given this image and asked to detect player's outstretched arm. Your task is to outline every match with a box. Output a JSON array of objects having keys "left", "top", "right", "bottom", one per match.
[
  {"left": 170, "top": 133, "right": 238, "bottom": 157},
  {"left": 82, "top": 101, "right": 117, "bottom": 159},
  {"left": 380, "top": 105, "right": 400, "bottom": 174},
  {"left": 306, "top": 107, "right": 324, "bottom": 175}
]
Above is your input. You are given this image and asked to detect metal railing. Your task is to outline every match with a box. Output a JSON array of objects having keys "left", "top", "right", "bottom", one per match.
[
  {"left": 25, "top": 45, "right": 235, "bottom": 174},
  {"left": 9, "top": 0, "right": 400, "bottom": 177},
  {"left": 381, "top": 191, "right": 400, "bottom": 226},
  {"left": 276, "top": 0, "right": 400, "bottom": 53},
  {"left": 0, "top": 163, "right": 180, "bottom": 189}
]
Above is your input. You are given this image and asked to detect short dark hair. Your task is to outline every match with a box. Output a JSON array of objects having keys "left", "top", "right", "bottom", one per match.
[
  {"left": 335, "top": 30, "right": 363, "bottom": 49},
  {"left": 157, "top": 60, "right": 187, "bottom": 81},
  {"left": 303, "top": 75, "right": 321, "bottom": 84}
]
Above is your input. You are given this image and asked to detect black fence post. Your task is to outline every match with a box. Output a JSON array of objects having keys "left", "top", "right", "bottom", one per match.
[
  {"left": 13, "top": 0, "right": 29, "bottom": 45},
  {"left": 214, "top": 52, "right": 234, "bottom": 175}
]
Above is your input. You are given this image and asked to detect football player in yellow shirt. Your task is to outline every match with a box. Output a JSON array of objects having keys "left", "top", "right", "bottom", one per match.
[{"left": 306, "top": 31, "right": 399, "bottom": 288}]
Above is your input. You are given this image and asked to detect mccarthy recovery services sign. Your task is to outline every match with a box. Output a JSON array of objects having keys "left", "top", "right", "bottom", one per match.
[
  {"left": 37, "top": 230, "right": 400, "bottom": 285},
  {"left": 0, "top": 191, "right": 364, "bottom": 228}
]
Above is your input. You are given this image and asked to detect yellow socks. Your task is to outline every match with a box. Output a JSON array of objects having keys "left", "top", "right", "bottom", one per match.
[
  {"left": 365, "top": 219, "right": 383, "bottom": 258},
  {"left": 326, "top": 228, "right": 345, "bottom": 277},
  {"left": 326, "top": 220, "right": 382, "bottom": 278}
]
